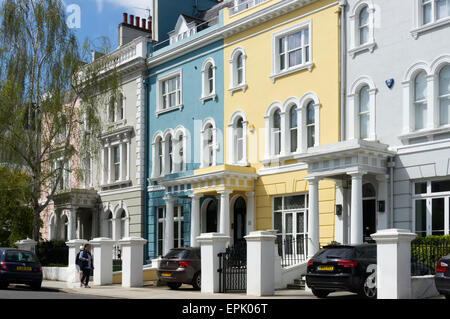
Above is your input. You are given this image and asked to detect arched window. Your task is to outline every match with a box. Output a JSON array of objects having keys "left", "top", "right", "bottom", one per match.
[
  {"left": 120, "top": 210, "right": 127, "bottom": 239},
  {"left": 439, "top": 65, "right": 450, "bottom": 126},
  {"left": 414, "top": 71, "right": 428, "bottom": 130},
  {"left": 289, "top": 105, "right": 298, "bottom": 153},
  {"left": 306, "top": 101, "right": 315, "bottom": 148},
  {"left": 201, "top": 58, "right": 216, "bottom": 102},
  {"left": 166, "top": 134, "right": 174, "bottom": 174},
  {"left": 205, "top": 124, "right": 214, "bottom": 167},
  {"left": 272, "top": 109, "right": 282, "bottom": 155},
  {"left": 235, "top": 117, "right": 244, "bottom": 162},
  {"left": 236, "top": 53, "right": 244, "bottom": 85},
  {"left": 229, "top": 48, "right": 247, "bottom": 93},
  {"left": 108, "top": 97, "right": 115, "bottom": 123},
  {"left": 61, "top": 214, "right": 69, "bottom": 241},
  {"left": 178, "top": 135, "right": 184, "bottom": 172},
  {"left": 117, "top": 93, "right": 124, "bottom": 121},
  {"left": 359, "top": 85, "right": 370, "bottom": 139},
  {"left": 358, "top": 6, "right": 369, "bottom": 45},
  {"left": 207, "top": 65, "right": 214, "bottom": 94}
]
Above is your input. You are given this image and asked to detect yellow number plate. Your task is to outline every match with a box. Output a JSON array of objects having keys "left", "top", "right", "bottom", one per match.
[
  {"left": 161, "top": 273, "right": 172, "bottom": 277},
  {"left": 16, "top": 266, "right": 32, "bottom": 271},
  {"left": 317, "top": 265, "right": 334, "bottom": 271}
]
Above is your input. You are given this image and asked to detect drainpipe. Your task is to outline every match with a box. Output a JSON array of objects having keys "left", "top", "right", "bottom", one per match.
[
  {"left": 339, "top": 0, "right": 347, "bottom": 142},
  {"left": 388, "top": 157, "right": 396, "bottom": 228}
]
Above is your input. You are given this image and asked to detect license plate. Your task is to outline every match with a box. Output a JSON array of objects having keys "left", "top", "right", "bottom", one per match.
[
  {"left": 161, "top": 272, "right": 172, "bottom": 277},
  {"left": 16, "top": 266, "right": 32, "bottom": 271},
  {"left": 317, "top": 265, "right": 334, "bottom": 271}
]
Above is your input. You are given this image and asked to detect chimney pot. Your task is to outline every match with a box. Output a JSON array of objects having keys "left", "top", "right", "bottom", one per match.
[
  {"left": 135, "top": 16, "right": 140, "bottom": 27},
  {"left": 148, "top": 18, "right": 152, "bottom": 31},
  {"left": 129, "top": 14, "right": 134, "bottom": 25},
  {"left": 142, "top": 18, "right": 146, "bottom": 29},
  {"left": 123, "top": 13, "right": 128, "bottom": 24}
]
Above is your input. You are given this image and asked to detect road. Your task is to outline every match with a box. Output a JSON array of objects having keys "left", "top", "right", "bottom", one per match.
[{"left": 0, "top": 284, "right": 114, "bottom": 299}]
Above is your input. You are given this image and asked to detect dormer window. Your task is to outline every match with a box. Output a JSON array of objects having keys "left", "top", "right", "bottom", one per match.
[{"left": 168, "top": 14, "right": 200, "bottom": 45}]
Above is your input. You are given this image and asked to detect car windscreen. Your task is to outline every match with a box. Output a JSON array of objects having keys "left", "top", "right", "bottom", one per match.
[
  {"left": 5, "top": 250, "right": 38, "bottom": 263},
  {"left": 164, "top": 249, "right": 190, "bottom": 259},
  {"left": 314, "top": 247, "right": 354, "bottom": 259}
]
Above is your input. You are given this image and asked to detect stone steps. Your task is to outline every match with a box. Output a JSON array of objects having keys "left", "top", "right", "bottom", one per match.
[{"left": 286, "top": 275, "right": 306, "bottom": 290}]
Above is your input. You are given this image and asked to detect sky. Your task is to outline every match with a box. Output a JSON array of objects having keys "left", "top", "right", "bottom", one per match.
[{"left": 62, "top": 0, "right": 153, "bottom": 52}]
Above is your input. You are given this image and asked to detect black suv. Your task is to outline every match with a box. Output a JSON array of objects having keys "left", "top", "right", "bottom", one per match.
[{"left": 306, "top": 244, "right": 377, "bottom": 299}]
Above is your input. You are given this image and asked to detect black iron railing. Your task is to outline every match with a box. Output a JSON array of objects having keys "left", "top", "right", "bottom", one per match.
[
  {"left": 276, "top": 236, "right": 308, "bottom": 268},
  {"left": 218, "top": 241, "right": 247, "bottom": 293},
  {"left": 411, "top": 240, "right": 450, "bottom": 276}
]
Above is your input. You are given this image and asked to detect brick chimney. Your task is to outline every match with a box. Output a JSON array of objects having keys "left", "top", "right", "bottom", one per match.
[{"left": 118, "top": 12, "right": 152, "bottom": 47}]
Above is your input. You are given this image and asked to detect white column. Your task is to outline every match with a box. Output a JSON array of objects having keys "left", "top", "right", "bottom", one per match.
[
  {"left": 306, "top": 176, "right": 320, "bottom": 258},
  {"left": 334, "top": 180, "right": 345, "bottom": 244},
  {"left": 15, "top": 238, "right": 37, "bottom": 253},
  {"left": 245, "top": 231, "right": 276, "bottom": 296},
  {"left": 163, "top": 197, "right": 176, "bottom": 255},
  {"left": 90, "top": 237, "right": 114, "bottom": 286},
  {"left": 349, "top": 171, "right": 364, "bottom": 245},
  {"left": 426, "top": 74, "right": 436, "bottom": 130},
  {"left": 376, "top": 175, "right": 389, "bottom": 231},
  {"left": 197, "top": 233, "right": 229, "bottom": 294},
  {"left": 126, "top": 140, "right": 130, "bottom": 180},
  {"left": 245, "top": 191, "right": 255, "bottom": 234},
  {"left": 107, "top": 145, "right": 112, "bottom": 184},
  {"left": 189, "top": 194, "right": 202, "bottom": 247},
  {"left": 217, "top": 190, "right": 232, "bottom": 238},
  {"left": 119, "top": 236, "right": 147, "bottom": 288},
  {"left": 371, "top": 229, "right": 417, "bottom": 299}
]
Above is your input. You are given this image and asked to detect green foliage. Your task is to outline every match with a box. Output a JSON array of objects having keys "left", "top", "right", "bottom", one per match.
[
  {"left": 411, "top": 235, "right": 450, "bottom": 272},
  {"left": 412, "top": 235, "right": 450, "bottom": 245},
  {"left": 36, "top": 240, "right": 68, "bottom": 266},
  {"left": 0, "top": 166, "right": 33, "bottom": 247}
]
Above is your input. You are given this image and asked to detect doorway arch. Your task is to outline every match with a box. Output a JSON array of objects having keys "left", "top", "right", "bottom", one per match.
[{"left": 362, "top": 183, "right": 376, "bottom": 242}]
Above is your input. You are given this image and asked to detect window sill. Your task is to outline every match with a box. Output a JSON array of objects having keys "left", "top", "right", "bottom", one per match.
[
  {"left": 228, "top": 84, "right": 247, "bottom": 95},
  {"left": 200, "top": 94, "right": 216, "bottom": 104},
  {"left": 270, "top": 62, "right": 314, "bottom": 83},
  {"left": 348, "top": 42, "right": 376, "bottom": 58},
  {"left": 411, "top": 17, "right": 450, "bottom": 39},
  {"left": 155, "top": 104, "right": 183, "bottom": 117},
  {"left": 101, "top": 179, "right": 132, "bottom": 189},
  {"left": 399, "top": 125, "right": 450, "bottom": 141}
]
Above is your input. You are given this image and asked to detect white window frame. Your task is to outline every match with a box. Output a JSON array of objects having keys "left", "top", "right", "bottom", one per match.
[
  {"left": 156, "top": 69, "right": 183, "bottom": 116},
  {"left": 230, "top": 0, "right": 269, "bottom": 16},
  {"left": 271, "top": 20, "right": 313, "bottom": 82},
  {"left": 200, "top": 119, "right": 217, "bottom": 168},
  {"left": 298, "top": 92, "right": 321, "bottom": 151},
  {"left": 412, "top": 0, "right": 450, "bottom": 39},
  {"left": 201, "top": 58, "right": 217, "bottom": 103},
  {"left": 438, "top": 65, "right": 450, "bottom": 126},
  {"left": 83, "top": 156, "right": 93, "bottom": 188},
  {"left": 228, "top": 47, "right": 247, "bottom": 95},
  {"left": 174, "top": 205, "right": 185, "bottom": 248},
  {"left": 412, "top": 179, "right": 450, "bottom": 236},
  {"left": 348, "top": 76, "right": 377, "bottom": 141},
  {"left": 101, "top": 135, "right": 131, "bottom": 187},
  {"left": 228, "top": 111, "right": 248, "bottom": 166},
  {"left": 174, "top": 126, "right": 187, "bottom": 173},
  {"left": 348, "top": 1, "right": 376, "bottom": 57},
  {"left": 52, "top": 158, "right": 70, "bottom": 191}
]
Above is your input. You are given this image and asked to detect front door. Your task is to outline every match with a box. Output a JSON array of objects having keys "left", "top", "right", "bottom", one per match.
[
  {"left": 206, "top": 200, "right": 218, "bottom": 233},
  {"left": 363, "top": 199, "right": 376, "bottom": 242},
  {"left": 233, "top": 197, "right": 246, "bottom": 244}
]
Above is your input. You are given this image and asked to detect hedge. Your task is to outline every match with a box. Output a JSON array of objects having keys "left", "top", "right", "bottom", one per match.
[{"left": 36, "top": 240, "right": 69, "bottom": 266}]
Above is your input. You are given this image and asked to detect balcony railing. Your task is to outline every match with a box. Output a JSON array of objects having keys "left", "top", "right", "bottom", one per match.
[
  {"left": 229, "top": 0, "right": 269, "bottom": 15},
  {"left": 276, "top": 235, "right": 308, "bottom": 268}
]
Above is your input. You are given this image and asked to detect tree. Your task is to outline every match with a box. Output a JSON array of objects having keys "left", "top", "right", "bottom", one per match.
[{"left": 0, "top": 0, "right": 120, "bottom": 242}]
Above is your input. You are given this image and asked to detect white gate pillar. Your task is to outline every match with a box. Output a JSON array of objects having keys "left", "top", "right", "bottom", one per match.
[
  {"left": 306, "top": 176, "right": 320, "bottom": 258},
  {"left": 90, "top": 237, "right": 115, "bottom": 286},
  {"left": 65, "top": 239, "right": 88, "bottom": 287},
  {"left": 371, "top": 229, "right": 417, "bottom": 299},
  {"left": 15, "top": 238, "right": 37, "bottom": 253},
  {"left": 245, "top": 231, "right": 276, "bottom": 296},
  {"left": 189, "top": 194, "right": 202, "bottom": 247},
  {"left": 349, "top": 171, "right": 364, "bottom": 244},
  {"left": 197, "top": 233, "right": 229, "bottom": 294},
  {"left": 119, "top": 236, "right": 147, "bottom": 288}
]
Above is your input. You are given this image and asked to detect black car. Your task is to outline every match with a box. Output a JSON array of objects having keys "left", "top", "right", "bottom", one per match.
[
  {"left": 0, "top": 248, "right": 43, "bottom": 290},
  {"left": 306, "top": 244, "right": 378, "bottom": 299},
  {"left": 435, "top": 254, "right": 450, "bottom": 299},
  {"left": 157, "top": 247, "right": 201, "bottom": 290}
]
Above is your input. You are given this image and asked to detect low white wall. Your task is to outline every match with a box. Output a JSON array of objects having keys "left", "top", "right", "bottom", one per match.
[
  {"left": 275, "top": 262, "right": 307, "bottom": 289},
  {"left": 42, "top": 267, "right": 69, "bottom": 281},
  {"left": 411, "top": 275, "right": 440, "bottom": 299}
]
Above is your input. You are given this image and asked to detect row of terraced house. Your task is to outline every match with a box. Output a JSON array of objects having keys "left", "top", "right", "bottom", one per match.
[{"left": 40, "top": 0, "right": 450, "bottom": 266}]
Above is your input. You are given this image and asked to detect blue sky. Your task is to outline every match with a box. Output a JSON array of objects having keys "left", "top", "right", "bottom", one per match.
[{"left": 63, "top": 0, "right": 153, "bottom": 52}]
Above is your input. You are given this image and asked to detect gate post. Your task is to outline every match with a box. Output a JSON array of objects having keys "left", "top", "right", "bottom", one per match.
[
  {"left": 65, "top": 239, "right": 88, "bottom": 287},
  {"left": 119, "top": 237, "right": 147, "bottom": 288},
  {"left": 197, "top": 233, "right": 229, "bottom": 294},
  {"left": 245, "top": 231, "right": 276, "bottom": 296},
  {"left": 371, "top": 229, "right": 417, "bottom": 299},
  {"left": 90, "top": 237, "right": 115, "bottom": 286},
  {"left": 15, "top": 238, "right": 38, "bottom": 253}
]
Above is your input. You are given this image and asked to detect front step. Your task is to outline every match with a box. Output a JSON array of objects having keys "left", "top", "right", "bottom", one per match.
[{"left": 287, "top": 275, "right": 306, "bottom": 290}]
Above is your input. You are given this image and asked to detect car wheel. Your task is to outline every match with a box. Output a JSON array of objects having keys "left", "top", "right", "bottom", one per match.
[
  {"left": 311, "top": 289, "right": 330, "bottom": 298},
  {"left": 30, "top": 282, "right": 41, "bottom": 291},
  {"left": 167, "top": 282, "right": 182, "bottom": 290},
  {"left": 0, "top": 282, "right": 8, "bottom": 289},
  {"left": 192, "top": 272, "right": 201, "bottom": 290},
  {"left": 359, "top": 274, "right": 377, "bottom": 299}
]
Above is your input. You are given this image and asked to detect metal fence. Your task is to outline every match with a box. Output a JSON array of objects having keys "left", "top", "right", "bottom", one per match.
[
  {"left": 218, "top": 241, "right": 247, "bottom": 293},
  {"left": 113, "top": 244, "right": 122, "bottom": 272},
  {"left": 411, "top": 240, "right": 450, "bottom": 276},
  {"left": 276, "top": 236, "right": 308, "bottom": 268}
]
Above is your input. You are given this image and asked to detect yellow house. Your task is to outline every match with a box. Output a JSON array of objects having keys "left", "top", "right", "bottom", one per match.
[{"left": 190, "top": 0, "right": 341, "bottom": 258}]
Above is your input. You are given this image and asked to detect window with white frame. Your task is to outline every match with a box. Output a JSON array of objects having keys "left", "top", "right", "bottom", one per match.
[
  {"left": 349, "top": 2, "right": 376, "bottom": 56},
  {"left": 273, "top": 194, "right": 308, "bottom": 259},
  {"left": 272, "top": 109, "right": 282, "bottom": 156},
  {"left": 289, "top": 105, "right": 298, "bottom": 153},
  {"left": 414, "top": 179, "right": 450, "bottom": 236},
  {"left": 272, "top": 21, "right": 311, "bottom": 80},
  {"left": 174, "top": 205, "right": 184, "bottom": 248},
  {"left": 235, "top": 117, "right": 244, "bottom": 162},
  {"left": 176, "top": 134, "right": 185, "bottom": 173},
  {"left": 414, "top": 71, "right": 428, "bottom": 130},
  {"left": 201, "top": 58, "right": 216, "bottom": 102},
  {"left": 229, "top": 112, "right": 248, "bottom": 165},
  {"left": 422, "top": 0, "right": 450, "bottom": 25},
  {"left": 439, "top": 65, "right": 450, "bottom": 126},
  {"left": 359, "top": 85, "right": 370, "bottom": 139},
  {"left": 153, "top": 136, "right": 163, "bottom": 177},
  {"left": 101, "top": 133, "right": 131, "bottom": 186},
  {"left": 229, "top": 48, "right": 247, "bottom": 93},
  {"left": 119, "top": 209, "right": 127, "bottom": 239},
  {"left": 52, "top": 159, "right": 70, "bottom": 191},
  {"left": 306, "top": 101, "right": 316, "bottom": 148},
  {"left": 165, "top": 134, "right": 174, "bottom": 174},
  {"left": 358, "top": 6, "right": 370, "bottom": 45},
  {"left": 108, "top": 94, "right": 125, "bottom": 123},
  {"left": 203, "top": 123, "right": 215, "bottom": 167},
  {"left": 157, "top": 70, "right": 182, "bottom": 115}
]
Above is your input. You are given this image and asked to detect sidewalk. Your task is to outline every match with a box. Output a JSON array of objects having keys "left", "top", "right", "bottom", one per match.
[{"left": 42, "top": 280, "right": 324, "bottom": 299}]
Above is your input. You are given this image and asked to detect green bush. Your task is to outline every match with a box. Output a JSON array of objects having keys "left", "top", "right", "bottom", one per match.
[
  {"left": 36, "top": 240, "right": 69, "bottom": 266},
  {"left": 411, "top": 235, "right": 450, "bottom": 271}
]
